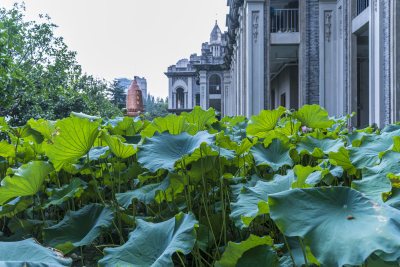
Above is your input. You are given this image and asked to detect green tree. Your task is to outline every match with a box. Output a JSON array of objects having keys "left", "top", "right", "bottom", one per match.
[{"left": 0, "top": 3, "right": 122, "bottom": 124}]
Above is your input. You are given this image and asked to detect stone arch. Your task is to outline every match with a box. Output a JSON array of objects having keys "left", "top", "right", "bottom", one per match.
[{"left": 172, "top": 79, "right": 188, "bottom": 93}]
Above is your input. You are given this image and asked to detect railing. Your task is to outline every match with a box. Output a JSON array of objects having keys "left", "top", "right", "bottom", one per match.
[
  {"left": 271, "top": 8, "right": 299, "bottom": 33},
  {"left": 356, "top": 0, "right": 369, "bottom": 16}
]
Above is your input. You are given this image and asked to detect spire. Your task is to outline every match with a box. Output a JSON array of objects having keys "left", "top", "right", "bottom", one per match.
[{"left": 210, "top": 20, "right": 222, "bottom": 44}]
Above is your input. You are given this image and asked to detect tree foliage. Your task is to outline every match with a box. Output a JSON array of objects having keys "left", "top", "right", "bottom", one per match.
[{"left": 0, "top": 4, "right": 122, "bottom": 125}]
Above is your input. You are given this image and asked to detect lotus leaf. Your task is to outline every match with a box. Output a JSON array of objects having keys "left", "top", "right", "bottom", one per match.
[
  {"left": 294, "top": 104, "right": 334, "bottom": 129},
  {"left": 140, "top": 114, "right": 195, "bottom": 138},
  {"left": 0, "top": 140, "right": 15, "bottom": 158},
  {"left": 236, "top": 245, "right": 293, "bottom": 267},
  {"left": 43, "top": 203, "right": 113, "bottom": 254},
  {"left": 328, "top": 147, "right": 357, "bottom": 175},
  {"left": 250, "top": 138, "right": 293, "bottom": 171},
  {"left": 296, "top": 136, "right": 344, "bottom": 158},
  {"left": 0, "top": 161, "right": 53, "bottom": 205},
  {"left": 348, "top": 131, "right": 400, "bottom": 168},
  {"left": 230, "top": 170, "right": 295, "bottom": 228},
  {"left": 45, "top": 116, "right": 99, "bottom": 170},
  {"left": 181, "top": 106, "right": 217, "bottom": 131},
  {"left": 246, "top": 106, "right": 286, "bottom": 138},
  {"left": 99, "top": 212, "right": 198, "bottom": 267},
  {"left": 269, "top": 187, "right": 400, "bottom": 267},
  {"left": 137, "top": 131, "right": 215, "bottom": 172},
  {"left": 215, "top": 234, "right": 274, "bottom": 267},
  {"left": 44, "top": 178, "right": 87, "bottom": 208},
  {"left": 101, "top": 132, "right": 137, "bottom": 159},
  {"left": 116, "top": 177, "right": 170, "bottom": 207},
  {"left": 0, "top": 238, "right": 72, "bottom": 267}
]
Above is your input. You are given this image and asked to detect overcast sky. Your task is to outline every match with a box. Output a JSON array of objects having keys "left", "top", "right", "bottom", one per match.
[{"left": 0, "top": 0, "right": 229, "bottom": 98}]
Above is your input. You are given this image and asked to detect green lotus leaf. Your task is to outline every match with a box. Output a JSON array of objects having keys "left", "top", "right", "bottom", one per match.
[
  {"left": 181, "top": 106, "right": 217, "bottom": 131},
  {"left": 101, "top": 132, "right": 137, "bottom": 159},
  {"left": 105, "top": 116, "right": 142, "bottom": 136},
  {"left": 0, "top": 140, "right": 15, "bottom": 158},
  {"left": 386, "top": 188, "right": 400, "bottom": 210},
  {"left": 246, "top": 106, "right": 286, "bottom": 138},
  {"left": 250, "top": 138, "right": 293, "bottom": 172},
  {"left": 45, "top": 117, "right": 99, "bottom": 171},
  {"left": 0, "top": 238, "right": 72, "bottom": 266},
  {"left": 215, "top": 234, "right": 274, "bottom": 267},
  {"left": 43, "top": 203, "right": 113, "bottom": 254},
  {"left": 116, "top": 177, "right": 170, "bottom": 207},
  {"left": 328, "top": 147, "right": 357, "bottom": 175},
  {"left": 362, "top": 151, "right": 400, "bottom": 183},
  {"left": 268, "top": 187, "right": 400, "bottom": 267},
  {"left": 0, "top": 161, "right": 53, "bottom": 205},
  {"left": 292, "top": 165, "right": 322, "bottom": 189},
  {"left": 99, "top": 212, "right": 198, "bottom": 267},
  {"left": 44, "top": 178, "right": 87, "bottom": 208},
  {"left": 137, "top": 131, "right": 215, "bottom": 172},
  {"left": 348, "top": 130, "right": 400, "bottom": 168},
  {"left": 70, "top": 111, "right": 101, "bottom": 120},
  {"left": 10, "top": 125, "right": 43, "bottom": 144},
  {"left": 296, "top": 136, "right": 344, "bottom": 158},
  {"left": 88, "top": 146, "right": 109, "bottom": 161},
  {"left": 294, "top": 104, "right": 334, "bottom": 129},
  {"left": 277, "top": 119, "right": 301, "bottom": 136},
  {"left": 236, "top": 245, "right": 293, "bottom": 267},
  {"left": 365, "top": 254, "right": 400, "bottom": 267},
  {"left": 27, "top": 119, "right": 56, "bottom": 142},
  {"left": 225, "top": 120, "right": 247, "bottom": 142},
  {"left": 352, "top": 175, "right": 392, "bottom": 203},
  {"left": 0, "top": 196, "right": 32, "bottom": 219},
  {"left": 140, "top": 114, "right": 195, "bottom": 138},
  {"left": 230, "top": 170, "right": 295, "bottom": 228},
  {"left": 392, "top": 136, "right": 400, "bottom": 152}
]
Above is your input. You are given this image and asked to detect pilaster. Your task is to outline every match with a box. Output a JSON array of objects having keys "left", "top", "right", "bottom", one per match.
[
  {"left": 245, "top": 0, "right": 265, "bottom": 117},
  {"left": 199, "top": 71, "right": 207, "bottom": 110}
]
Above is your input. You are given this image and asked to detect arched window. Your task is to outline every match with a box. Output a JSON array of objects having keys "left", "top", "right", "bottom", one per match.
[
  {"left": 209, "top": 74, "right": 221, "bottom": 94},
  {"left": 176, "top": 88, "right": 185, "bottom": 109}
]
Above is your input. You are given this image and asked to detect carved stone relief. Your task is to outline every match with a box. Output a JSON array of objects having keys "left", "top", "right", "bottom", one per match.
[
  {"left": 325, "top": 11, "right": 332, "bottom": 42},
  {"left": 252, "top": 11, "right": 259, "bottom": 43}
]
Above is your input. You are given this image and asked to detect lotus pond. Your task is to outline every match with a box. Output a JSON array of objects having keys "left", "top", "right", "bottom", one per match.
[{"left": 0, "top": 105, "right": 400, "bottom": 267}]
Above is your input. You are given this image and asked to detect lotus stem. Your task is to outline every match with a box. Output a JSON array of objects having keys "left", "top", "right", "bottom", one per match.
[
  {"left": 298, "top": 237, "right": 309, "bottom": 267},
  {"left": 283, "top": 235, "right": 297, "bottom": 267}
]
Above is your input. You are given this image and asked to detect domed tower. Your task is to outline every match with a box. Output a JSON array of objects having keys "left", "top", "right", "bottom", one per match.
[
  {"left": 126, "top": 77, "right": 144, "bottom": 117},
  {"left": 210, "top": 20, "right": 222, "bottom": 57}
]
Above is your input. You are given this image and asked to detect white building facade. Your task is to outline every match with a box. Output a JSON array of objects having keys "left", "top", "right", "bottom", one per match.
[
  {"left": 165, "top": 22, "right": 230, "bottom": 115},
  {"left": 225, "top": 0, "right": 400, "bottom": 127}
]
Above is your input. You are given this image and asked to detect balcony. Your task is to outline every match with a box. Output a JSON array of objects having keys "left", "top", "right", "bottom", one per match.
[
  {"left": 356, "top": 0, "right": 369, "bottom": 16},
  {"left": 271, "top": 8, "right": 299, "bottom": 33},
  {"left": 270, "top": 8, "right": 300, "bottom": 45}
]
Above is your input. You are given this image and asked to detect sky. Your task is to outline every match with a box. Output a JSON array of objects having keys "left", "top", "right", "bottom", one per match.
[{"left": 0, "top": 0, "right": 229, "bottom": 98}]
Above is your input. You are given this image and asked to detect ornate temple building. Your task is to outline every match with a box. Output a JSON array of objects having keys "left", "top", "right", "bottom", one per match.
[
  {"left": 126, "top": 77, "right": 144, "bottom": 117},
  {"left": 165, "top": 21, "right": 230, "bottom": 114},
  {"left": 224, "top": 0, "right": 400, "bottom": 127}
]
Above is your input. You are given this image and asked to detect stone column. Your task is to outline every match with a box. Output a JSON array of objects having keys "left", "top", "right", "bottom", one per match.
[
  {"left": 172, "top": 92, "right": 176, "bottom": 109},
  {"left": 188, "top": 77, "right": 193, "bottom": 109},
  {"left": 199, "top": 71, "right": 207, "bottom": 110},
  {"left": 223, "top": 70, "right": 231, "bottom": 117},
  {"left": 168, "top": 78, "right": 173, "bottom": 109},
  {"left": 265, "top": 0, "right": 271, "bottom": 110},
  {"left": 245, "top": 0, "right": 265, "bottom": 117}
]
